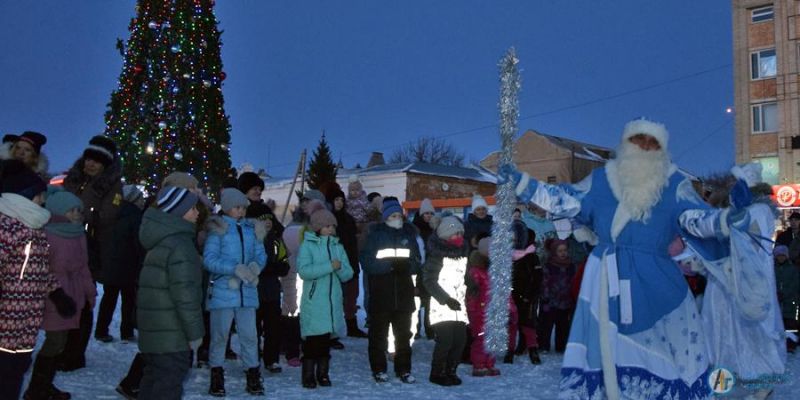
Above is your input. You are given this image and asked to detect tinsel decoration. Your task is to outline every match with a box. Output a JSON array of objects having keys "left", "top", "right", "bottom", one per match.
[{"left": 485, "top": 47, "right": 521, "bottom": 354}]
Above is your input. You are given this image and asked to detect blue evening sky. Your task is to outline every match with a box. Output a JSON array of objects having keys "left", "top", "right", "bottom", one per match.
[{"left": 0, "top": 1, "right": 733, "bottom": 179}]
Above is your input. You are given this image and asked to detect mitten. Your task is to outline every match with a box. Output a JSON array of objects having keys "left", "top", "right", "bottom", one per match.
[
  {"left": 496, "top": 163, "right": 522, "bottom": 186},
  {"left": 445, "top": 298, "right": 461, "bottom": 311},
  {"left": 49, "top": 288, "right": 77, "bottom": 318}
]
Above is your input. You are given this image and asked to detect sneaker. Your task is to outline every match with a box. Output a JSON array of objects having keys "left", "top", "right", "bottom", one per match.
[
  {"left": 472, "top": 368, "right": 490, "bottom": 377},
  {"left": 265, "top": 363, "right": 282, "bottom": 373},
  {"left": 373, "top": 372, "right": 390, "bottom": 383},
  {"left": 287, "top": 358, "right": 301, "bottom": 367},
  {"left": 399, "top": 373, "right": 416, "bottom": 384},
  {"left": 115, "top": 384, "right": 139, "bottom": 400},
  {"left": 95, "top": 334, "right": 113, "bottom": 343}
]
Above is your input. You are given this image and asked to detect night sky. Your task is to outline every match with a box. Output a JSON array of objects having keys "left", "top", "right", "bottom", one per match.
[{"left": 0, "top": 1, "right": 733, "bottom": 180}]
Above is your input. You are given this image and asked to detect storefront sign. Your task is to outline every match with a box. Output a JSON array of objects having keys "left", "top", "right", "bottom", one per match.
[{"left": 773, "top": 184, "right": 800, "bottom": 207}]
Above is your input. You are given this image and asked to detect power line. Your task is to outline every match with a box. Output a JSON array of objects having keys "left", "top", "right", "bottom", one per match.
[
  {"left": 674, "top": 117, "right": 733, "bottom": 161},
  {"left": 265, "top": 63, "right": 732, "bottom": 174}
]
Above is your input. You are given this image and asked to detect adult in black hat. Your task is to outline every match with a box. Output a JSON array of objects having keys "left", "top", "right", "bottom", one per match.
[
  {"left": 58, "top": 135, "right": 123, "bottom": 371},
  {"left": 0, "top": 131, "right": 49, "bottom": 178},
  {"left": 776, "top": 212, "right": 800, "bottom": 248}
]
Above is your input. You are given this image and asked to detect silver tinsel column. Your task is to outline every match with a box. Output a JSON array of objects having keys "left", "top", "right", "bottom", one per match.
[{"left": 485, "top": 48, "right": 521, "bottom": 354}]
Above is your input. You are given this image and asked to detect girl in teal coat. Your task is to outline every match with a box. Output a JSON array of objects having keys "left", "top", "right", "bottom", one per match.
[{"left": 297, "top": 200, "right": 353, "bottom": 389}]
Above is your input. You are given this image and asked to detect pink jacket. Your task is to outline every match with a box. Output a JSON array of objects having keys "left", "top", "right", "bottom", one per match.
[{"left": 42, "top": 228, "right": 96, "bottom": 331}]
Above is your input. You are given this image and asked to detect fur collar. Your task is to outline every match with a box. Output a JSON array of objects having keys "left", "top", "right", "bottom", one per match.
[
  {"left": 427, "top": 234, "right": 468, "bottom": 259},
  {"left": 64, "top": 157, "right": 123, "bottom": 198},
  {"left": 0, "top": 142, "right": 50, "bottom": 176}
]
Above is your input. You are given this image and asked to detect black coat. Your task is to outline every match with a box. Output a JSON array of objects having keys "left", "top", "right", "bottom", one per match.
[
  {"left": 464, "top": 213, "right": 493, "bottom": 251},
  {"left": 334, "top": 208, "right": 360, "bottom": 275},
  {"left": 258, "top": 233, "right": 290, "bottom": 304},
  {"left": 412, "top": 213, "right": 434, "bottom": 297},
  {"left": 360, "top": 222, "right": 421, "bottom": 313},
  {"left": 512, "top": 251, "right": 542, "bottom": 328},
  {"left": 103, "top": 201, "right": 144, "bottom": 287}
]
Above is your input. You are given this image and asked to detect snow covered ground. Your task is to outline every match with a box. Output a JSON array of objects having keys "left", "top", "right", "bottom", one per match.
[{"left": 26, "top": 288, "right": 800, "bottom": 399}]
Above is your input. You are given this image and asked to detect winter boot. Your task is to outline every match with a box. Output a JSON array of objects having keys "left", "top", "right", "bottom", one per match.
[
  {"left": 346, "top": 318, "right": 368, "bottom": 338},
  {"left": 529, "top": 348, "right": 542, "bottom": 365},
  {"left": 445, "top": 363, "right": 462, "bottom": 386},
  {"left": 196, "top": 346, "right": 209, "bottom": 368},
  {"left": 208, "top": 367, "right": 226, "bottom": 397},
  {"left": 316, "top": 356, "right": 332, "bottom": 386},
  {"left": 503, "top": 351, "right": 514, "bottom": 364},
  {"left": 429, "top": 364, "right": 452, "bottom": 386},
  {"left": 24, "top": 355, "right": 71, "bottom": 400},
  {"left": 302, "top": 358, "right": 317, "bottom": 389},
  {"left": 330, "top": 338, "right": 345, "bottom": 350},
  {"left": 245, "top": 367, "right": 265, "bottom": 395}
]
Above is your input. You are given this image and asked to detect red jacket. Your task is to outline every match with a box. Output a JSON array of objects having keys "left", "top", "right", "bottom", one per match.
[{"left": 0, "top": 214, "right": 58, "bottom": 353}]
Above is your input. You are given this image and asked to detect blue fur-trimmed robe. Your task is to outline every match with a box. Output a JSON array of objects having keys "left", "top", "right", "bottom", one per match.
[{"left": 516, "top": 164, "right": 725, "bottom": 400}]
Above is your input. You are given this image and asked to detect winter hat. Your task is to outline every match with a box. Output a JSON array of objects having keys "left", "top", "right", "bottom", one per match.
[
  {"left": 367, "top": 192, "right": 382, "bottom": 203},
  {"left": 471, "top": 194, "right": 488, "bottom": 212},
  {"left": 419, "top": 198, "right": 435, "bottom": 215},
  {"left": 162, "top": 171, "right": 199, "bottom": 189},
  {"left": 0, "top": 159, "right": 47, "bottom": 200},
  {"left": 45, "top": 190, "right": 83, "bottom": 217},
  {"left": 83, "top": 135, "right": 117, "bottom": 167},
  {"left": 435, "top": 215, "right": 464, "bottom": 240},
  {"left": 382, "top": 196, "right": 403, "bottom": 221},
  {"left": 348, "top": 175, "right": 363, "bottom": 194},
  {"left": 220, "top": 188, "right": 249, "bottom": 212},
  {"left": 774, "top": 245, "right": 789, "bottom": 257},
  {"left": 307, "top": 199, "right": 337, "bottom": 232},
  {"left": 478, "top": 237, "right": 491, "bottom": 257},
  {"left": 326, "top": 187, "right": 346, "bottom": 206},
  {"left": 237, "top": 172, "right": 264, "bottom": 194},
  {"left": 731, "top": 162, "right": 763, "bottom": 188},
  {"left": 6, "top": 131, "right": 47, "bottom": 154},
  {"left": 302, "top": 189, "right": 325, "bottom": 204},
  {"left": 156, "top": 186, "right": 198, "bottom": 217},
  {"left": 122, "top": 185, "right": 144, "bottom": 204},
  {"left": 621, "top": 118, "right": 669, "bottom": 150}
]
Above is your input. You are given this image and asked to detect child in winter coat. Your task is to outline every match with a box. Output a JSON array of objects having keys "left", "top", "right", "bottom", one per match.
[
  {"left": 137, "top": 187, "right": 204, "bottom": 400},
  {"left": 246, "top": 202, "right": 290, "bottom": 373},
  {"left": 775, "top": 245, "right": 800, "bottom": 353},
  {"left": 297, "top": 200, "right": 354, "bottom": 389},
  {"left": 540, "top": 239, "right": 576, "bottom": 353},
  {"left": 23, "top": 189, "right": 94, "bottom": 400},
  {"left": 423, "top": 215, "right": 469, "bottom": 386},
  {"left": 510, "top": 224, "right": 543, "bottom": 364},
  {"left": 0, "top": 160, "right": 76, "bottom": 400},
  {"left": 203, "top": 188, "right": 268, "bottom": 396}
]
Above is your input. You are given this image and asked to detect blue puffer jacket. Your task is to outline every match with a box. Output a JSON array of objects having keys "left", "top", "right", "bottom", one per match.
[
  {"left": 203, "top": 215, "right": 268, "bottom": 310},
  {"left": 298, "top": 232, "right": 353, "bottom": 338}
]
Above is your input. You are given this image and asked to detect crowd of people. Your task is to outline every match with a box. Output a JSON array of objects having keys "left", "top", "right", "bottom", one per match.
[{"left": 0, "top": 117, "right": 797, "bottom": 399}]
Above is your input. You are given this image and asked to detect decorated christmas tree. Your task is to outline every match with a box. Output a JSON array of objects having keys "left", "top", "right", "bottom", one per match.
[
  {"left": 104, "top": 0, "right": 232, "bottom": 196},
  {"left": 307, "top": 132, "right": 337, "bottom": 190}
]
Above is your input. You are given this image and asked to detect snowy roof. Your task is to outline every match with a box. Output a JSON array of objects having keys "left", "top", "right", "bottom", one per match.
[
  {"left": 339, "top": 162, "right": 497, "bottom": 183},
  {"left": 538, "top": 132, "right": 614, "bottom": 161}
]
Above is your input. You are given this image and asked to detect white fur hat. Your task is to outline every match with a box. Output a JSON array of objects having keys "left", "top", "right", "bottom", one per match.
[
  {"left": 471, "top": 194, "right": 488, "bottom": 211},
  {"left": 731, "top": 162, "right": 763, "bottom": 188},
  {"left": 621, "top": 118, "right": 669, "bottom": 150}
]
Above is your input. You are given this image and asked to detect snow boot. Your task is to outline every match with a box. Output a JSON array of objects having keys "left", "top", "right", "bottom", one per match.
[
  {"left": 330, "top": 338, "right": 345, "bottom": 350},
  {"left": 196, "top": 346, "right": 209, "bottom": 368},
  {"left": 208, "top": 367, "right": 226, "bottom": 397},
  {"left": 529, "top": 348, "right": 542, "bottom": 365},
  {"left": 372, "top": 371, "right": 390, "bottom": 383},
  {"left": 245, "top": 367, "right": 264, "bottom": 395},
  {"left": 316, "top": 356, "right": 332, "bottom": 386},
  {"left": 429, "top": 365, "right": 452, "bottom": 386},
  {"left": 24, "top": 355, "right": 71, "bottom": 400},
  {"left": 503, "top": 351, "right": 514, "bottom": 364},
  {"left": 446, "top": 364, "right": 462, "bottom": 386},
  {"left": 346, "top": 318, "right": 368, "bottom": 338},
  {"left": 302, "top": 358, "right": 317, "bottom": 389}
]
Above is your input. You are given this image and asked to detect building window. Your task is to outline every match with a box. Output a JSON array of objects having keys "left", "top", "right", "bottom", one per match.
[
  {"left": 751, "top": 6, "right": 774, "bottom": 23},
  {"left": 752, "top": 102, "right": 778, "bottom": 133},
  {"left": 546, "top": 176, "right": 557, "bottom": 184},
  {"left": 752, "top": 156, "right": 779, "bottom": 185},
  {"left": 751, "top": 48, "right": 776, "bottom": 79}
]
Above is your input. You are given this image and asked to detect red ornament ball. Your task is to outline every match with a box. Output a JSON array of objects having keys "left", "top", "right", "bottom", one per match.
[
  {"left": 133, "top": 65, "right": 144, "bottom": 73},
  {"left": 220, "top": 71, "right": 227, "bottom": 81}
]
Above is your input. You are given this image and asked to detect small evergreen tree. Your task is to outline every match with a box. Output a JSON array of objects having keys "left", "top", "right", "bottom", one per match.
[{"left": 306, "top": 132, "right": 337, "bottom": 190}]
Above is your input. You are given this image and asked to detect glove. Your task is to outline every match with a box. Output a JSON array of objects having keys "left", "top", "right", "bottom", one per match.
[
  {"left": 729, "top": 178, "right": 753, "bottom": 210},
  {"left": 496, "top": 163, "right": 522, "bottom": 186},
  {"left": 189, "top": 338, "right": 202, "bottom": 353},
  {"left": 445, "top": 298, "right": 461, "bottom": 311},
  {"left": 235, "top": 264, "right": 258, "bottom": 286},
  {"left": 49, "top": 288, "right": 77, "bottom": 318}
]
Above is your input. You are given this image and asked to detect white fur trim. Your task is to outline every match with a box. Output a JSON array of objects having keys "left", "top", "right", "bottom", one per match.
[
  {"left": 515, "top": 172, "right": 530, "bottom": 197},
  {"left": 572, "top": 226, "right": 599, "bottom": 246},
  {"left": 731, "top": 162, "right": 763, "bottom": 187},
  {"left": 621, "top": 118, "right": 669, "bottom": 149},
  {"left": 599, "top": 254, "right": 621, "bottom": 400},
  {"left": 87, "top": 144, "right": 114, "bottom": 159},
  {"left": 719, "top": 208, "right": 731, "bottom": 237}
]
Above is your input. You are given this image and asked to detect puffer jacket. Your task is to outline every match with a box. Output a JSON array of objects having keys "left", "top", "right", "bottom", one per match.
[
  {"left": 360, "top": 222, "right": 421, "bottom": 313},
  {"left": 203, "top": 215, "right": 267, "bottom": 310},
  {"left": 297, "top": 232, "right": 353, "bottom": 338},
  {"left": 422, "top": 235, "right": 468, "bottom": 324},
  {"left": 137, "top": 207, "right": 204, "bottom": 354}
]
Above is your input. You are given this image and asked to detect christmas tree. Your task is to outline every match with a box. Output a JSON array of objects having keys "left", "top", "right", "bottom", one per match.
[
  {"left": 104, "top": 0, "right": 232, "bottom": 196},
  {"left": 307, "top": 132, "right": 337, "bottom": 190}
]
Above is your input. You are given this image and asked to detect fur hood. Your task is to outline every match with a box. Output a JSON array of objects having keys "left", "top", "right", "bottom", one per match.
[
  {"left": 427, "top": 234, "right": 468, "bottom": 259},
  {"left": 0, "top": 141, "right": 50, "bottom": 177},
  {"left": 206, "top": 214, "right": 261, "bottom": 238},
  {"left": 64, "top": 156, "right": 123, "bottom": 197}
]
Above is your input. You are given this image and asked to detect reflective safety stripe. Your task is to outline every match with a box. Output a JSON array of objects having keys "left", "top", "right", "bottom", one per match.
[
  {"left": 375, "top": 248, "right": 410, "bottom": 259},
  {"left": 0, "top": 346, "right": 34, "bottom": 354},
  {"left": 19, "top": 241, "right": 32, "bottom": 280}
]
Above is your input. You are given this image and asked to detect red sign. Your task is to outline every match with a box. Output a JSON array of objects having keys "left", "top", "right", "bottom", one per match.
[{"left": 772, "top": 185, "right": 800, "bottom": 207}]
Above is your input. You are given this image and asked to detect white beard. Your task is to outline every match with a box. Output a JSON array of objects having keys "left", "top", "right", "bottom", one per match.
[{"left": 609, "top": 142, "right": 671, "bottom": 223}]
